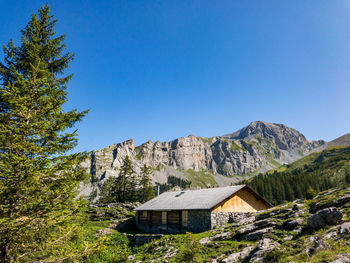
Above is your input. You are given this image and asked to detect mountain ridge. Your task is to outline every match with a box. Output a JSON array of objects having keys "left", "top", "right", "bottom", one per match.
[
  {"left": 327, "top": 133, "right": 350, "bottom": 148},
  {"left": 80, "top": 121, "right": 326, "bottom": 197}
]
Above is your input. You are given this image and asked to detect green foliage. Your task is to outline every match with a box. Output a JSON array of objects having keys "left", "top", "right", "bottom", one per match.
[
  {"left": 84, "top": 231, "right": 131, "bottom": 263},
  {"left": 199, "top": 137, "right": 213, "bottom": 145},
  {"left": 138, "top": 164, "right": 155, "bottom": 202},
  {"left": 99, "top": 159, "right": 155, "bottom": 203},
  {"left": 83, "top": 187, "right": 350, "bottom": 262},
  {"left": 174, "top": 233, "right": 203, "bottom": 263},
  {"left": 184, "top": 168, "right": 218, "bottom": 188},
  {"left": 222, "top": 138, "right": 243, "bottom": 151},
  {"left": 230, "top": 141, "right": 241, "bottom": 151},
  {"left": 116, "top": 156, "right": 137, "bottom": 202},
  {"left": 306, "top": 186, "right": 317, "bottom": 199},
  {"left": 270, "top": 159, "right": 281, "bottom": 167},
  {"left": 0, "top": 5, "right": 94, "bottom": 262},
  {"left": 156, "top": 175, "right": 192, "bottom": 194},
  {"left": 99, "top": 177, "right": 119, "bottom": 203},
  {"left": 264, "top": 248, "right": 289, "bottom": 263},
  {"left": 100, "top": 156, "right": 137, "bottom": 203},
  {"left": 247, "top": 146, "right": 350, "bottom": 205}
]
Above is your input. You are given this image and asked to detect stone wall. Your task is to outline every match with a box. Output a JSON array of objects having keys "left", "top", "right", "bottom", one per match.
[
  {"left": 211, "top": 212, "right": 254, "bottom": 228},
  {"left": 188, "top": 210, "right": 212, "bottom": 233},
  {"left": 136, "top": 210, "right": 254, "bottom": 233}
]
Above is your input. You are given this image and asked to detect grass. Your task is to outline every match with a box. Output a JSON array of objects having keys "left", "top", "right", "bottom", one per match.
[
  {"left": 183, "top": 168, "right": 218, "bottom": 187},
  {"left": 270, "top": 159, "right": 281, "bottom": 168},
  {"left": 230, "top": 141, "right": 242, "bottom": 151},
  {"left": 199, "top": 137, "right": 213, "bottom": 145},
  {"left": 222, "top": 138, "right": 244, "bottom": 152},
  {"left": 82, "top": 186, "right": 350, "bottom": 262}
]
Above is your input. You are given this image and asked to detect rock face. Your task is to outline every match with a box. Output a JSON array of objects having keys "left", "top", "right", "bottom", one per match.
[
  {"left": 83, "top": 121, "right": 325, "bottom": 193},
  {"left": 307, "top": 207, "right": 343, "bottom": 229}
]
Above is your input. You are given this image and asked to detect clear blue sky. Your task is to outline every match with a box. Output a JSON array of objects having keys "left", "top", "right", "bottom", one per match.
[{"left": 1, "top": 0, "right": 350, "bottom": 152}]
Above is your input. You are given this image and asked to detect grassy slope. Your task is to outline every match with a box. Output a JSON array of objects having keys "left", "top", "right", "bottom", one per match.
[
  {"left": 183, "top": 168, "right": 218, "bottom": 187},
  {"left": 246, "top": 146, "right": 350, "bottom": 204},
  {"left": 267, "top": 146, "right": 350, "bottom": 174},
  {"left": 85, "top": 187, "right": 350, "bottom": 262}
]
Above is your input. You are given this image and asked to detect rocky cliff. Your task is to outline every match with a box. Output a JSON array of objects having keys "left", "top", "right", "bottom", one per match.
[{"left": 81, "top": 121, "right": 325, "bottom": 192}]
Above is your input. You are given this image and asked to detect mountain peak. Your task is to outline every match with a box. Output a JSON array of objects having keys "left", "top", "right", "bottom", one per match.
[{"left": 226, "top": 121, "right": 310, "bottom": 150}]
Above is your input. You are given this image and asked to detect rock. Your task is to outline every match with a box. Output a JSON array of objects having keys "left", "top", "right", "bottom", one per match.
[
  {"left": 79, "top": 121, "right": 325, "bottom": 198},
  {"left": 248, "top": 238, "right": 280, "bottom": 262},
  {"left": 236, "top": 219, "right": 276, "bottom": 241},
  {"left": 199, "top": 232, "right": 231, "bottom": 245},
  {"left": 310, "top": 194, "right": 350, "bottom": 213},
  {"left": 289, "top": 209, "right": 305, "bottom": 218},
  {"left": 336, "top": 195, "right": 350, "bottom": 206},
  {"left": 128, "top": 255, "right": 135, "bottom": 261},
  {"left": 256, "top": 208, "right": 292, "bottom": 221},
  {"left": 330, "top": 254, "right": 350, "bottom": 263},
  {"left": 163, "top": 247, "right": 178, "bottom": 259},
  {"left": 283, "top": 235, "right": 293, "bottom": 241},
  {"left": 230, "top": 214, "right": 256, "bottom": 226},
  {"left": 281, "top": 218, "right": 304, "bottom": 230},
  {"left": 211, "top": 232, "right": 232, "bottom": 241},
  {"left": 221, "top": 246, "right": 255, "bottom": 263},
  {"left": 242, "top": 227, "right": 273, "bottom": 241},
  {"left": 339, "top": 222, "right": 350, "bottom": 235},
  {"left": 306, "top": 236, "right": 328, "bottom": 256},
  {"left": 258, "top": 238, "right": 271, "bottom": 250},
  {"left": 199, "top": 237, "right": 211, "bottom": 245},
  {"left": 237, "top": 218, "right": 275, "bottom": 236},
  {"left": 307, "top": 207, "right": 343, "bottom": 229},
  {"left": 254, "top": 218, "right": 276, "bottom": 228},
  {"left": 325, "top": 230, "right": 338, "bottom": 239},
  {"left": 134, "top": 234, "right": 163, "bottom": 246},
  {"left": 274, "top": 208, "right": 292, "bottom": 216}
]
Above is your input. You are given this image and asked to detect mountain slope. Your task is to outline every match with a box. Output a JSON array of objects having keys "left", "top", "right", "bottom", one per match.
[
  {"left": 248, "top": 146, "right": 350, "bottom": 205},
  {"left": 87, "top": 186, "right": 350, "bottom": 263},
  {"left": 80, "top": 121, "right": 325, "bottom": 196},
  {"left": 327, "top": 133, "right": 350, "bottom": 147}
]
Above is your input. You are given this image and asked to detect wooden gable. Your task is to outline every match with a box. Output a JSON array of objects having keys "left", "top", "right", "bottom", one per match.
[{"left": 212, "top": 186, "right": 271, "bottom": 212}]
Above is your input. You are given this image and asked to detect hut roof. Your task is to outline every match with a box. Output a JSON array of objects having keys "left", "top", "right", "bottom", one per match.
[{"left": 134, "top": 185, "right": 271, "bottom": 211}]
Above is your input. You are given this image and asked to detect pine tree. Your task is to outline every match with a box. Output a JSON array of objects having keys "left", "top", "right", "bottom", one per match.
[
  {"left": 138, "top": 164, "right": 155, "bottom": 202},
  {"left": 116, "top": 156, "right": 135, "bottom": 202},
  {"left": 99, "top": 176, "right": 119, "bottom": 203},
  {"left": 0, "top": 5, "right": 92, "bottom": 262}
]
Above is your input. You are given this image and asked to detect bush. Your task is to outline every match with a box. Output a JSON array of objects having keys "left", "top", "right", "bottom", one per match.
[{"left": 175, "top": 233, "right": 203, "bottom": 263}]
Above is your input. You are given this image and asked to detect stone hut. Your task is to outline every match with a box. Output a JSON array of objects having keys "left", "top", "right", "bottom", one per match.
[{"left": 134, "top": 185, "right": 272, "bottom": 233}]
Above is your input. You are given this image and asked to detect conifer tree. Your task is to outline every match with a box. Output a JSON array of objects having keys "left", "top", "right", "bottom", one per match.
[
  {"left": 116, "top": 156, "right": 135, "bottom": 202},
  {"left": 99, "top": 176, "right": 119, "bottom": 203},
  {"left": 138, "top": 164, "right": 155, "bottom": 202},
  {"left": 0, "top": 5, "right": 92, "bottom": 262}
]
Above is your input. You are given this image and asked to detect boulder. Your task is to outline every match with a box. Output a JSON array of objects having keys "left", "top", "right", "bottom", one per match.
[
  {"left": 199, "top": 237, "right": 211, "bottom": 245},
  {"left": 307, "top": 207, "right": 343, "bottom": 229},
  {"left": 237, "top": 219, "right": 275, "bottom": 236},
  {"left": 339, "top": 222, "right": 350, "bottom": 235},
  {"left": 258, "top": 238, "right": 271, "bottom": 250},
  {"left": 330, "top": 254, "right": 350, "bottom": 263},
  {"left": 325, "top": 230, "right": 338, "bottom": 239},
  {"left": 199, "top": 232, "right": 232, "bottom": 245},
  {"left": 281, "top": 218, "right": 304, "bottom": 230},
  {"left": 221, "top": 246, "right": 255, "bottom": 263},
  {"left": 242, "top": 227, "right": 273, "bottom": 241},
  {"left": 211, "top": 232, "right": 232, "bottom": 241},
  {"left": 309, "top": 194, "right": 350, "bottom": 213},
  {"left": 306, "top": 236, "right": 328, "bottom": 256}
]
